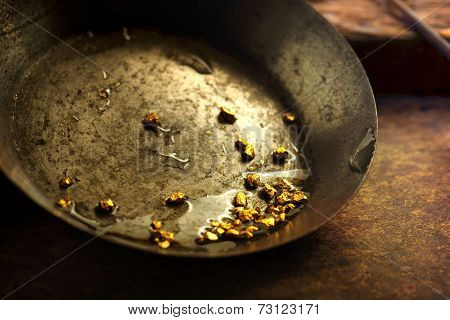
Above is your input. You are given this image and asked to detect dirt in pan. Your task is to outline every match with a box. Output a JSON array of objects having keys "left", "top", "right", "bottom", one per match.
[{"left": 11, "top": 29, "right": 310, "bottom": 252}]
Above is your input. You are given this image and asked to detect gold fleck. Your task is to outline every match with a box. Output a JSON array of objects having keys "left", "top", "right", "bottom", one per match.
[
  {"left": 157, "top": 240, "right": 171, "bottom": 249},
  {"left": 235, "top": 138, "right": 249, "bottom": 150},
  {"left": 282, "top": 112, "right": 296, "bottom": 124},
  {"left": 273, "top": 146, "right": 289, "bottom": 164},
  {"left": 239, "top": 230, "right": 254, "bottom": 239},
  {"left": 219, "top": 107, "right": 237, "bottom": 123},
  {"left": 274, "top": 178, "right": 294, "bottom": 191},
  {"left": 291, "top": 190, "right": 308, "bottom": 204},
  {"left": 276, "top": 212, "right": 286, "bottom": 223},
  {"left": 232, "top": 219, "right": 243, "bottom": 227},
  {"left": 160, "top": 230, "right": 175, "bottom": 241},
  {"left": 165, "top": 192, "right": 188, "bottom": 205},
  {"left": 210, "top": 220, "right": 220, "bottom": 228},
  {"left": 150, "top": 220, "right": 162, "bottom": 231},
  {"left": 97, "top": 198, "right": 116, "bottom": 213},
  {"left": 196, "top": 231, "right": 219, "bottom": 244},
  {"left": 142, "top": 112, "right": 160, "bottom": 128},
  {"left": 214, "top": 227, "right": 226, "bottom": 235},
  {"left": 219, "top": 222, "right": 233, "bottom": 230},
  {"left": 149, "top": 221, "right": 175, "bottom": 249},
  {"left": 242, "top": 144, "right": 255, "bottom": 162},
  {"left": 275, "top": 191, "right": 291, "bottom": 205},
  {"left": 225, "top": 228, "right": 240, "bottom": 238},
  {"left": 266, "top": 204, "right": 282, "bottom": 215},
  {"left": 257, "top": 217, "right": 276, "bottom": 227},
  {"left": 261, "top": 183, "right": 277, "bottom": 199},
  {"left": 282, "top": 203, "right": 296, "bottom": 213},
  {"left": 56, "top": 196, "right": 72, "bottom": 209},
  {"left": 246, "top": 225, "right": 259, "bottom": 233},
  {"left": 235, "top": 138, "right": 255, "bottom": 162},
  {"left": 233, "top": 191, "right": 247, "bottom": 207},
  {"left": 59, "top": 176, "right": 73, "bottom": 189},
  {"left": 245, "top": 173, "right": 260, "bottom": 189},
  {"left": 236, "top": 208, "right": 259, "bottom": 222}
]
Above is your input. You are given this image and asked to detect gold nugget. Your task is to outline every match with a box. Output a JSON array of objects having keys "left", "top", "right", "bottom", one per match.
[
  {"left": 266, "top": 204, "right": 282, "bottom": 215},
  {"left": 274, "top": 212, "right": 286, "bottom": 223},
  {"left": 242, "top": 144, "right": 255, "bottom": 162},
  {"left": 211, "top": 220, "right": 233, "bottom": 231},
  {"left": 149, "top": 221, "right": 175, "bottom": 249},
  {"left": 282, "top": 112, "right": 296, "bottom": 124},
  {"left": 225, "top": 228, "right": 240, "bottom": 238},
  {"left": 214, "top": 227, "right": 226, "bottom": 235},
  {"left": 235, "top": 138, "right": 249, "bottom": 150},
  {"left": 246, "top": 225, "right": 259, "bottom": 233},
  {"left": 291, "top": 190, "right": 308, "bottom": 205},
  {"left": 142, "top": 111, "right": 160, "bottom": 128},
  {"left": 219, "top": 107, "right": 237, "bottom": 123},
  {"left": 196, "top": 231, "right": 219, "bottom": 244},
  {"left": 275, "top": 191, "right": 291, "bottom": 205},
  {"left": 210, "top": 220, "right": 220, "bottom": 228},
  {"left": 220, "top": 222, "right": 233, "bottom": 230},
  {"left": 97, "top": 198, "right": 116, "bottom": 213},
  {"left": 235, "top": 138, "right": 255, "bottom": 162},
  {"left": 160, "top": 230, "right": 175, "bottom": 241},
  {"left": 233, "top": 191, "right": 247, "bottom": 207},
  {"left": 157, "top": 240, "right": 171, "bottom": 249},
  {"left": 239, "top": 230, "right": 254, "bottom": 239},
  {"left": 274, "top": 178, "right": 294, "bottom": 191},
  {"left": 273, "top": 146, "right": 289, "bottom": 164},
  {"left": 150, "top": 220, "right": 162, "bottom": 231},
  {"left": 56, "top": 196, "right": 72, "bottom": 209},
  {"left": 257, "top": 217, "right": 276, "bottom": 227},
  {"left": 245, "top": 173, "right": 260, "bottom": 189},
  {"left": 282, "top": 203, "right": 296, "bottom": 213},
  {"left": 59, "top": 176, "right": 73, "bottom": 189},
  {"left": 261, "top": 183, "right": 277, "bottom": 200},
  {"left": 165, "top": 192, "right": 188, "bottom": 205},
  {"left": 232, "top": 218, "right": 243, "bottom": 227},
  {"left": 236, "top": 208, "right": 259, "bottom": 222}
]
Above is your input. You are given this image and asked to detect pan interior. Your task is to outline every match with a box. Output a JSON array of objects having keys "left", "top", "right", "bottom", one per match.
[{"left": 11, "top": 30, "right": 310, "bottom": 253}]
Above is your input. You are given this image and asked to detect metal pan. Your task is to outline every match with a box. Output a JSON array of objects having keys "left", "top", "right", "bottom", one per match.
[{"left": 0, "top": 0, "right": 377, "bottom": 257}]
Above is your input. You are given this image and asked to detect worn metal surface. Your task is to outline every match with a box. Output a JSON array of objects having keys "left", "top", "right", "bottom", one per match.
[
  {"left": 0, "top": 0, "right": 377, "bottom": 256},
  {"left": 0, "top": 97, "right": 447, "bottom": 299}
]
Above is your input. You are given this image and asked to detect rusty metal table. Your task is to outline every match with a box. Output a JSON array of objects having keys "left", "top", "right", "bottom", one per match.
[{"left": 0, "top": 96, "right": 448, "bottom": 299}]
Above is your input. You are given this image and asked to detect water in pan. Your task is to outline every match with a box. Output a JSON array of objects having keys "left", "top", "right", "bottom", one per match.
[{"left": 11, "top": 29, "right": 310, "bottom": 252}]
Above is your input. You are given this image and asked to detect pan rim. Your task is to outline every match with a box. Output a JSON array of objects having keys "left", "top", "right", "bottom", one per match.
[{"left": 0, "top": 0, "right": 378, "bottom": 258}]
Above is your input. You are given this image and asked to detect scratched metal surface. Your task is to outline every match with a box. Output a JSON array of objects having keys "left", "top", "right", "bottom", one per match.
[
  {"left": 0, "top": 97, "right": 447, "bottom": 299},
  {"left": 0, "top": 0, "right": 377, "bottom": 257}
]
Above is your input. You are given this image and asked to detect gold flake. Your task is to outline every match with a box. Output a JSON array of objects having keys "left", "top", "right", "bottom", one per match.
[
  {"left": 245, "top": 173, "right": 260, "bottom": 189},
  {"left": 235, "top": 138, "right": 255, "bottom": 162},
  {"left": 59, "top": 176, "right": 73, "bottom": 188},
  {"left": 282, "top": 112, "right": 296, "bottom": 124},
  {"left": 165, "top": 192, "right": 188, "bottom": 205},
  {"left": 274, "top": 178, "right": 294, "bottom": 191},
  {"left": 150, "top": 220, "right": 162, "bottom": 231},
  {"left": 257, "top": 217, "right": 276, "bottom": 227},
  {"left": 142, "top": 112, "right": 160, "bottom": 128},
  {"left": 273, "top": 146, "right": 289, "bottom": 164},
  {"left": 97, "top": 198, "right": 116, "bottom": 213},
  {"left": 275, "top": 191, "right": 291, "bottom": 205},
  {"left": 261, "top": 183, "right": 277, "bottom": 199},
  {"left": 291, "top": 190, "right": 308, "bottom": 204},
  {"left": 233, "top": 191, "right": 247, "bottom": 207},
  {"left": 56, "top": 196, "right": 72, "bottom": 209},
  {"left": 219, "top": 107, "right": 237, "bottom": 123}
]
